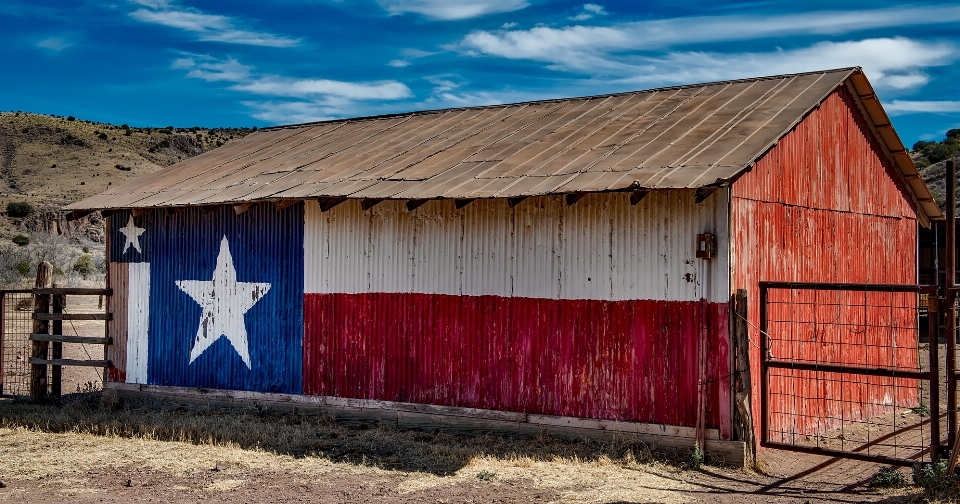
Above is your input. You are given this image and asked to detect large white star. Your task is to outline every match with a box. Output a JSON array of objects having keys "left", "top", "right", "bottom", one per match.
[
  {"left": 119, "top": 215, "right": 146, "bottom": 254},
  {"left": 175, "top": 236, "right": 271, "bottom": 368}
]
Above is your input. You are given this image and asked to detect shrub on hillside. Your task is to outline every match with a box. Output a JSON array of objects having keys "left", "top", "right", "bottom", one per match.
[
  {"left": 14, "top": 261, "right": 30, "bottom": 277},
  {"left": 73, "top": 254, "right": 94, "bottom": 277},
  {"left": 6, "top": 201, "right": 34, "bottom": 217},
  {"left": 12, "top": 235, "right": 29, "bottom": 246}
]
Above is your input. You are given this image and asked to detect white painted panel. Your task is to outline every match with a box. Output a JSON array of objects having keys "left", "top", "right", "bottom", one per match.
[
  {"left": 126, "top": 262, "right": 150, "bottom": 384},
  {"left": 304, "top": 189, "right": 730, "bottom": 302}
]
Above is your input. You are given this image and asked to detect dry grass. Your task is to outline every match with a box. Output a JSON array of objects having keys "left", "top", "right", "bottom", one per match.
[{"left": 0, "top": 392, "right": 706, "bottom": 503}]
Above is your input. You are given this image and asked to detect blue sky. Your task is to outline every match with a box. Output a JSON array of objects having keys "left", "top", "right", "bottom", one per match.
[{"left": 2, "top": 0, "right": 959, "bottom": 146}]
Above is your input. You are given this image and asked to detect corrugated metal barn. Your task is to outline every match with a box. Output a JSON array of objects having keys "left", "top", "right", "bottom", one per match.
[{"left": 66, "top": 67, "right": 943, "bottom": 465}]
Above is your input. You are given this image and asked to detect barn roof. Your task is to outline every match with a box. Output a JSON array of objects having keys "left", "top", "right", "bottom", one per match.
[{"left": 66, "top": 67, "right": 942, "bottom": 221}]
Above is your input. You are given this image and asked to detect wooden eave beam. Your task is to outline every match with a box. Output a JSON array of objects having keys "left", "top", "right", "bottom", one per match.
[
  {"left": 565, "top": 193, "right": 586, "bottom": 206},
  {"left": 275, "top": 199, "right": 300, "bottom": 210},
  {"left": 406, "top": 199, "right": 428, "bottom": 211},
  {"left": 131, "top": 208, "right": 150, "bottom": 217},
  {"left": 507, "top": 197, "right": 528, "bottom": 208},
  {"left": 66, "top": 209, "right": 95, "bottom": 222},
  {"left": 317, "top": 197, "right": 347, "bottom": 212},
  {"left": 695, "top": 187, "right": 718, "bottom": 203},
  {"left": 101, "top": 209, "right": 116, "bottom": 218},
  {"left": 630, "top": 189, "right": 650, "bottom": 206},
  {"left": 361, "top": 199, "right": 383, "bottom": 211},
  {"left": 455, "top": 199, "right": 474, "bottom": 209},
  {"left": 200, "top": 205, "right": 219, "bottom": 215},
  {"left": 165, "top": 207, "right": 182, "bottom": 216},
  {"left": 233, "top": 202, "right": 256, "bottom": 215}
]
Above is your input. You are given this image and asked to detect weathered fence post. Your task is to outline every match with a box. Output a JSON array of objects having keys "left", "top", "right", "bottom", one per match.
[
  {"left": 732, "top": 289, "right": 755, "bottom": 466},
  {"left": 30, "top": 261, "right": 53, "bottom": 401},
  {"left": 51, "top": 286, "right": 64, "bottom": 399}
]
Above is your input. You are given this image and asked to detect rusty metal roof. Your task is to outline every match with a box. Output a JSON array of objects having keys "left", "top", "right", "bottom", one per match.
[{"left": 66, "top": 67, "right": 942, "bottom": 221}]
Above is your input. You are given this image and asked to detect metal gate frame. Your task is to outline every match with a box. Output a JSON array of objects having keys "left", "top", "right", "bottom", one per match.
[{"left": 759, "top": 281, "right": 950, "bottom": 466}]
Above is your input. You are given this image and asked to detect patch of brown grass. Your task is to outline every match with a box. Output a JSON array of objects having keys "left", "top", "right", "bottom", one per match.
[{"left": 0, "top": 393, "right": 706, "bottom": 503}]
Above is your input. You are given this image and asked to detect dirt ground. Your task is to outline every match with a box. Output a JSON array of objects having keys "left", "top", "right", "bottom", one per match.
[
  {"left": 0, "top": 398, "right": 935, "bottom": 504},
  {"left": 0, "top": 297, "right": 953, "bottom": 503}
]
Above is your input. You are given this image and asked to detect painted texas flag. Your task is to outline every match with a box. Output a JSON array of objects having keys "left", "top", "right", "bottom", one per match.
[{"left": 109, "top": 205, "right": 304, "bottom": 394}]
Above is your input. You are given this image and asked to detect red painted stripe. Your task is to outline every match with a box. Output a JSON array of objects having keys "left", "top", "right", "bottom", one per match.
[{"left": 303, "top": 293, "right": 730, "bottom": 434}]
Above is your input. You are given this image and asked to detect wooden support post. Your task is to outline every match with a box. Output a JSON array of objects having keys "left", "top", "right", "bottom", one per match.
[
  {"left": 406, "top": 199, "right": 428, "bottom": 211},
  {"left": 51, "top": 291, "right": 64, "bottom": 399},
  {"left": 0, "top": 292, "right": 5, "bottom": 395},
  {"left": 30, "top": 262, "right": 53, "bottom": 402},
  {"left": 233, "top": 202, "right": 256, "bottom": 215},
  {"left": 732, "top": 289, "right": 755, "bottom": 465},
  {"left": 565, "top": 193, "right": 586, "bottom": 206},
  {"left": 630, "top": 189, "right": 650, "bottom": 205},
  {"left": 695, "top": 187, "right": 718, "bottom": 203},
  {"left": 361, "top": 199, "right": 383, "bottom": 211},
  {"left": 274, "top": 199, "right": 299, "bottom": 210},
  {"left": 318, "top": 197, "right": 347, "bottom": 212}
]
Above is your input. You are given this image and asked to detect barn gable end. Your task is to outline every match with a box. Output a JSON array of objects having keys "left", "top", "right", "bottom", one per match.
[{"left": 731, "top": 85, "right": 919, "bottom": 448}]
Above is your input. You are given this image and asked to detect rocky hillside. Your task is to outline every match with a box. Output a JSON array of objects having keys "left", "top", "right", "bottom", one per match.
[
  {"left": 0, "top": 112, "right": 253, "bottom": 287},
  {"left": 914, "top": 129, "right": 960, "bottom": 213}
]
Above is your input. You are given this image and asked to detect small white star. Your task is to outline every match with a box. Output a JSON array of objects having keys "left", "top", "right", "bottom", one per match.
[
  {"left": 118, "top": 215, "right": 146, "bottom": 254},
  {"left": 176, "top": 236, "right": 271, "bottom": 368}
]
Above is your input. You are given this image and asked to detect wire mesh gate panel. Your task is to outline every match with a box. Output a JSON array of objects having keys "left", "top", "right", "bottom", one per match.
[
  {"left": 759, "top": 282, "right": 944, "bottom": 466},
  {"left": 0, "top": 290, "right": 47, "bottom": 397}
]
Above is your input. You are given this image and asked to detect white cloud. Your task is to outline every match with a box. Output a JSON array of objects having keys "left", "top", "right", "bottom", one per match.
[
  {"left": 569, "top": 3, "right": 606, "bottom": 21},
  {"left": 501, "top": 22, "right": 517, "bottom": 29},
  {"left": 389, "top": 59, "right": 411, "bottom": 67},
  {"left": 242, "top": 100, "right": 341, "bottom": 124},
  {"left": 172, "top": 56, "right": 253, "bottom": 82},
  {"left": 36, "top": 37, "right": 72, "bottom": 51},
  {"left": 608, "top": 38, "right": 955, "bottom": 91},
  {"left": 173, "top": 55, "right": 412, "bottom": 123},
  {"left": 377, "top": 0, "right": 529, "bottom": 20},
  {"left": 886, "top": 100, "right": 960, "bottom": 115},
  {"left": 129, "top": 2, "right": 299, "bottom": 47},
  {"left": 463, "top": 4, "right": 960, "bottom": 57},
  {"left": 233, "top": 78, "right": 411, "bottom": 101}
]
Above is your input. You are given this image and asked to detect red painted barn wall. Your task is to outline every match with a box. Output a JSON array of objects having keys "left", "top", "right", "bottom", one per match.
[
  {"left": 731, "top": 86, "right": 919, "bottom": 445},
  {"left": 305, "top": 295, "right": 729, "bottom": 428}
]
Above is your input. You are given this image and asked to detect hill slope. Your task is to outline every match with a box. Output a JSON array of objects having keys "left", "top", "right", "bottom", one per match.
[{"left": 0, "top": 112, "right": 252, "bottom": 287}]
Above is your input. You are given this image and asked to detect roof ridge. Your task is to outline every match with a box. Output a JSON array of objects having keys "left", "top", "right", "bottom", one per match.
[{"left": 260, "top": 67, "right": 861, "bottom": 132}]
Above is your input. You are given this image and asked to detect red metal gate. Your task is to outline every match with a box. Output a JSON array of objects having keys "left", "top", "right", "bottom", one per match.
[{"left": 759, "top": 281, "right": 954, "bottom": 465}]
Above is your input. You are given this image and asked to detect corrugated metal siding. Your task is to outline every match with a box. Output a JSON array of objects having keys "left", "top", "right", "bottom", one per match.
[
  {"left": 304, "top": 191, "right": 729, "bottom": 302},
  {"left": 731, "top": 87, "right": 919, "bottom": 444},
  {"left": 106, "top": 260, "right": 127, "bottom": 383},
  {"left": 69, "top": 69, "right": 860, "bottom": 210},
  {"left": 304, "top": 294, "right": 730, "bottom": 429},
  {"left": 303, "top": 190, "right": 732, "bottom": 431},
  {"left": 130, "top": 204, "right": 305, "bottom": 393}
]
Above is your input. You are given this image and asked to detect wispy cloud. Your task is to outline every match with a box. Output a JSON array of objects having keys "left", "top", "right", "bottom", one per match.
[
  {"left": 608, "top": 38, "right": 955, "bottom": 91},
  {"left": 463, "top": 4, "right": 960, "bottom": 56},
  {"left": 569, "top": 3, "right": 606, "bottom": 21},
  {"left": 886, "top": 100, "right": 960, "bottom": 115},
  {"left": 232, "top": 78, "right": 412, "bottom": 101},
  {"left": 36, "top": 37, "right": 72, "bottom": 51},
  {"left": 129, "top": 0, "right": 299, "bottom": 47},
  {"left": 388, "top": 59, "right": 411, "bottom": 67},
  {"left": 174, "top": 55, "right": 412, "bottom": 123},
  {"left": 171, "top": 55, "right": 253, "bottom": 81},
  {"left": 376, "top": 0, "right": 529, "bottom": 20}
]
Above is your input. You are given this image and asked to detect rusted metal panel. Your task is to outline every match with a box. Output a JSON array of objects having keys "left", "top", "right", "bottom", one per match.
[
  {"left": 303, "top": 294, "right": 730, "bottom": 429},
  {"left": 731, "top": 86, "right": 920, "bottom": 446},
  {"left": 302, "top": 190, "right": 732, "bottom": 433},
  {"left": 105, "top": 261, "right": 127, "bottom": 383},
  {"left": 72, "top": 68, "right": 945, "bottom": 218}
]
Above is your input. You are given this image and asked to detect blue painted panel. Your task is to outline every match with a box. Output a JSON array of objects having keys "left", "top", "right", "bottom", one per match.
[
  {"left": 144, "top": 203, "right": 304, "bottom": 393},
  {"left": 108, "top": 210, "right": 150, "bottom": 263}
]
